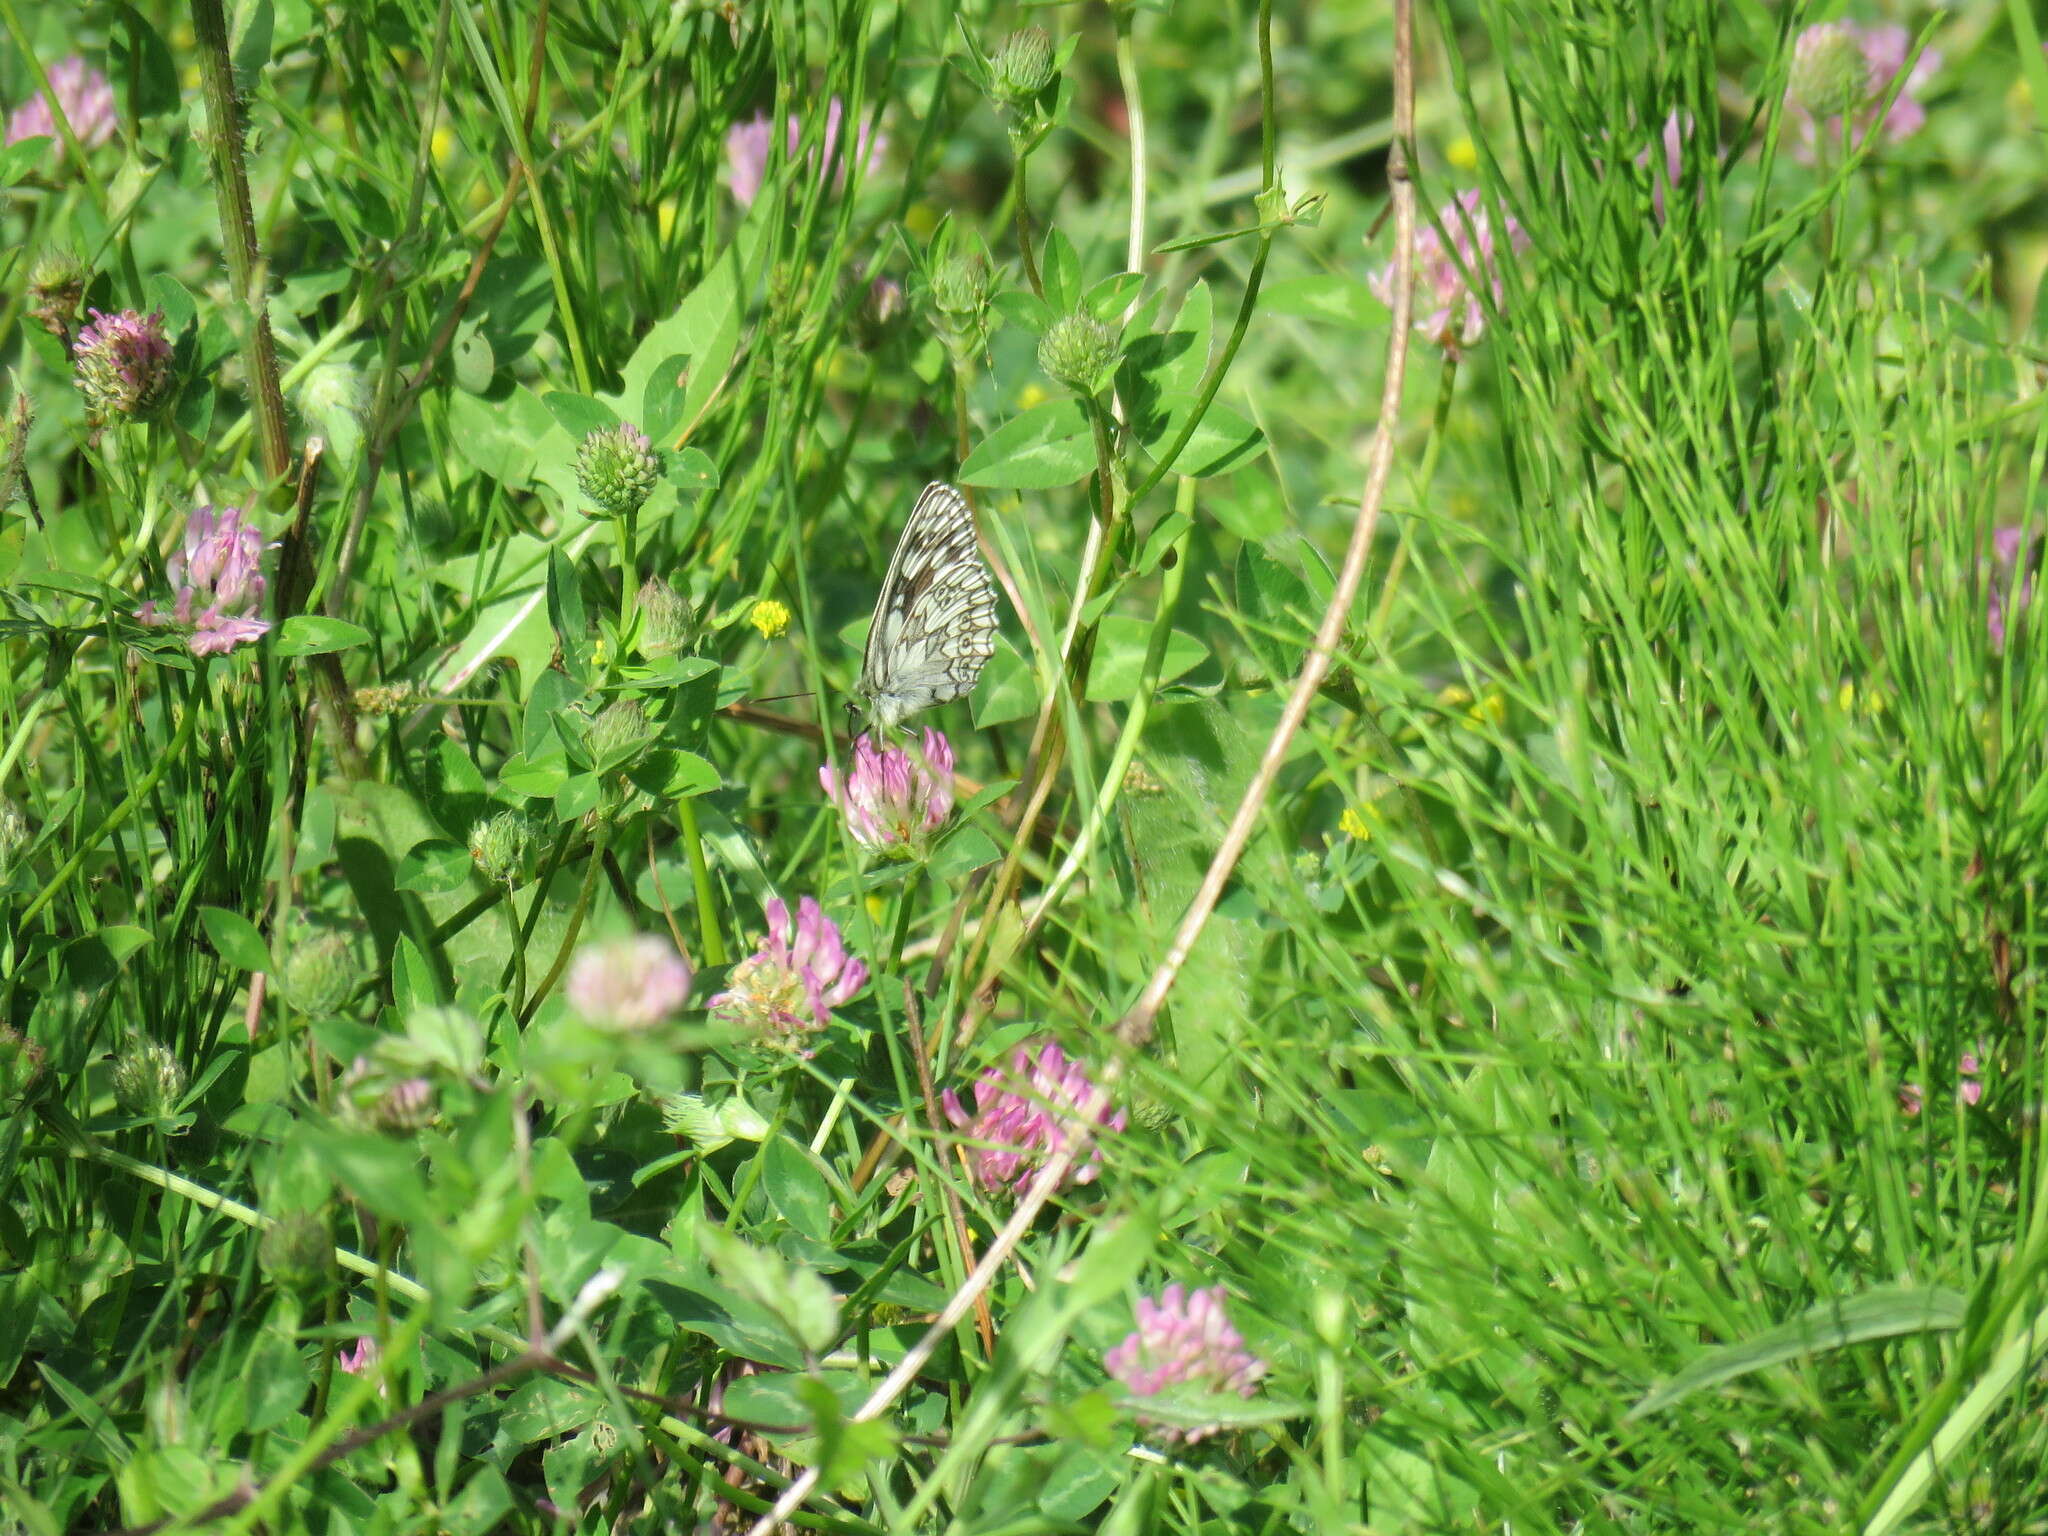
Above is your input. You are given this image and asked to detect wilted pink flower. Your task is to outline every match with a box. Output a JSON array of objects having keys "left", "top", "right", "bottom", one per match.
[
  {"left": 6, "top": 56, "right": 117, "bottom": 149},
  {"left": 711, "top": 896, "right": 867, "bottom": 1045},
  {"left": 1784, "top": 22, "right": 1940, "bottom": 163},
  {"left": 72, "top": 307, "right": 173, "bottom": 422},
  {"left": 725, "top": 96, "right": 887, "bottom": 208},
  {"left": 1370, "top": 188, "right": 1529, "bottom": 356},
  {"left": 567, "top": 934, "right": 694, "bottom": 1030},
  {"left": 1988, "top": 528, "right": 2035, "bottom": 648},
  {"left": 338, "top": 1335, "right": 381, "bottom": 1375},
  {"left": 941, "top": 1039, "right": 1125, "bottom": 1195},
  {"left": 1104, "top": 1283, "right": 1267, "bottom": 1442},
  {"left": 137, "top": 503, "right": 272, "bottom": 657},
  {"left": 820, "top": 728, "right": 953, "bottom": 856},
  {"left": 1898, "top": 1081, "right": 1924, "bottom": 1116}
]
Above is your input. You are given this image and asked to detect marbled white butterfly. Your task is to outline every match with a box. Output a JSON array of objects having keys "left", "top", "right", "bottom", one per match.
[{"left": 854, "top": 482, "right": 997, "bottom": 732}]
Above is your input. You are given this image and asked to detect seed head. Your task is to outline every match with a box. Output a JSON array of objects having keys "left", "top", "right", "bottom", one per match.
[
  {"left": 638, "top": 576, "right": 693, "bottom": 656},
  {"left": 575, "top": 421, "right": 663, "bottom": 518},
  {"left": 988, "top": 27, "right": 1056, "bottom": 110},
  {"left": 1789, "top": 23, "right": 1873, "bottom": 121},
  {"left": 588, "top": 697, "right": 653, "bottom": 768},
  {"left": 259, "top": 1210, "right": 334, "bottom": 1293},
  {"left": 468, "top": 810, "right": 533, "bottom": 886},
  {"left": 1037, "top": 307, "right": 1120, "bottom": 395},
  {"left": 112, "top": 1038, "right": 187, "bottom": 1119},
  {"left": 26, "top": 248, "right": 86, "bottom": 338},
  {"left": 282, "top": 931, "right": 355, "bottom": 1017}
]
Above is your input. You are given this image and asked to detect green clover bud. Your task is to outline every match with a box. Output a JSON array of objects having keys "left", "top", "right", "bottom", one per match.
[
  {"left": 0, "top": 796, "right": 27, "bottom": 874},
  {"left": 112, "top": 1038, "right": 187, "bottom": 1119},
  {"left": 637, "top": 576, "right": 692, "bottom": 657},
  {"left": 588, "top": 697, "right": 652, "bottom": 767},
  {"left": 575, "top": 421, "right": 664, "bottom": 519},
  {"left": 282, "top": 931, "right": 354, "bottom": 1018},
  {"left": 1037, "top": 307, "right": 1120, "bottom": 395},
  {"left": 930, "top": 248, "right": 992, "bottom": 318},
  {"left": 1789, "top": 22, "right": 1871, "bottom": 121},
  {"left": 0, "top": 1024, "right": 46, "bottom": 1110},
  {"left": 988, "top": 26, "right": 1055, "bottom": 110},
  {"left": 27, "top": 249, "right": 87, "bottom": 340},
  {"left": 259, "top": 1210, "right": 334, "bottom": 1292},
  {"left": 468, "top": 809, "right": 533, "bottom": 886}
]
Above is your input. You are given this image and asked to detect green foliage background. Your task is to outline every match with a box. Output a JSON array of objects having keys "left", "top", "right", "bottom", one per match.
[{"left": 3, "top": 0, "right": 2046, "bottom": 1531}]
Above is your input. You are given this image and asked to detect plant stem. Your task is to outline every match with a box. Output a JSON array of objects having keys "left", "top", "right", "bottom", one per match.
[
  {"left": 1115, "top": 7, "right": 1148, "bottom": 280},
  {"left": 191, "top": 0, "right": 293, "bottom": 483},
  {"left": 616, "top": 507, "right": 639, "bottom": 632},
  {"left": 677, "top": 795, "right": 726, "bottom": 966}
]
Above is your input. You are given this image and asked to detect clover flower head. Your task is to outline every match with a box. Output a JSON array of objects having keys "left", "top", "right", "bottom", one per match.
[
  {"left": 821, "top": 728, "right": 954, "bottom": 856},
  {"left": 725, "top": 96, "right": 887, "bottom": 208},
  {"left": 6, "top": 56, "right": 117, "bottom": 149},
  {"left": 137, "top": 503, "right": 272, "bottom": 657},
  {"left": 711, "top": 896, "right": 867, "bottom": 1046},
  {"left": 1959, "top": 1046, "right": 1985, "bottom": 1108},
  {"left": 1370, "top": 188, "right": 1529, "bottom": 356},
  {"left": 1784, "top": 22, "right": 1940, "bottom": 163},
  {"left": 338, "top": 1335, "right": 381, "bottom": 1376},
  {"left": 73, "top": 307, "right": 174, "bottom": 422},
  {"left": 1104, "top": 1282, "right": 1268, "bottom": 1443},
  {"left": 567, "top": 934, "right": 694, "bottom": 1031},
  {"left": 940, "top": 1039, "right": 1125, "bottom": 1195}
]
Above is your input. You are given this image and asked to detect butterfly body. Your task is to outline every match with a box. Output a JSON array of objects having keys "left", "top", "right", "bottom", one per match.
[{"left": 855, "top": 482, "right": 997, "bottom": 732}]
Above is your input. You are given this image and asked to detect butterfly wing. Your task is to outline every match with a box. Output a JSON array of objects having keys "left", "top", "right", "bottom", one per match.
[{"left": 857, "top": 483, "right": 997, "bottom": 732}]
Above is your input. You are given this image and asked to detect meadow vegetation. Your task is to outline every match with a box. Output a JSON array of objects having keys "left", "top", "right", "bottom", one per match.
[{"left": 3, "top": 1, "right": 2046, "bottom": 1531}]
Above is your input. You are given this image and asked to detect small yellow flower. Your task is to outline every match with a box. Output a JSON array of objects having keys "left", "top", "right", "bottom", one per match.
[
  {"left": 1466, "top": 688, "right": 1507, "bottom": 727},
  {"left": 1436, "top": 684, "right": 1473, "bottom": 712},
  {"left": 432, "top": 126, "right": 456, "bottom": 166},
  {"left": 1447, "top": 136, "right": 1479, "bottom": 172},
  {"left": 750, "top": 599, "right": 791, "bottom": 639},
  {"left": 1339, "top": 804, "right": 1380, "bottom": 841},
  {"left": 592, "top": 635, "right": 609, "bottom": 666},
  {"left": 1836, "top": 681, "right": 1856, "bottom": 714},
  {"left": 1016, "top": 382, "right": 1048, "bottom": 411}
]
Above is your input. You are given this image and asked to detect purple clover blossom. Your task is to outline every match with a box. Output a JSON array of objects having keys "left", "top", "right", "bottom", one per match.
[
  {"left": 711, "top": 896, "right": 867, "bottom": 1046},
  {"left": 567, "top": 934, "right": 694, "bottom": 1030},
  {"left": 1785, "top": 22, "right": 1940, "bottom": 164},
  {"left": 820, "top": 728, "right": 954, "bottom": 857},
  {"left": 338, "top": 1335, "right": 381, "bottom": 1376},
  {"left": 6, "top": 56, "right": 117, "bottom": 149},
  {"left": 941, "top": 1040, "right": 1125, "bottom": 1196},
  {"left": 1641, "top": 111, "right": 1692, "bottom": 223},
  {"left": 725, "top": 96, "right": 888, "bottom": 208},
  {"left": 1103, "top": 1283, "right": 1268, "bottom": 1443},
  {"left": 72, "top": 308, "right": 174, "bottom": 423},
  {"left": 137, "top": 504, "right": 272, "bottom": 657},
  {"left": 1369, "top": 188, "right": 1529, "bottom": 357},
  {"left": 1988, "top": 528, "right": 2035, "bottom": 649},
  {"left": 1959, "top": 1047, "right": 1985, "bottom": 1108}
]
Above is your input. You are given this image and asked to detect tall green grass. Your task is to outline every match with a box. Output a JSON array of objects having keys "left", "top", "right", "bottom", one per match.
[{"left": 2, "top": 0, "right": 2044, "bottom": 1531}]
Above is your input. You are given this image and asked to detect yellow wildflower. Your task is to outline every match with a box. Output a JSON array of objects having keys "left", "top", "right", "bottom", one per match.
[
  {"left": 1016, "top": 382, "right": 1048, "bottom": 411},
  {"left": 750, "top": 599, "right": 791, "bottom": 639},
  {"left": 1447, "top": 136, "right": 1479, "bottom": 172},
  {"left": 1339, "top": 804, "right": 1380, "bottom": 841}
]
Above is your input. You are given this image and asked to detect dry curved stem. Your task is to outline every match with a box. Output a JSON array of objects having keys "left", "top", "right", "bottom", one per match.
[
  {"left": 745, "top": 4, "right": 1419, "bottom": 1529},
  {"left": 1118, "top": 2, "right": 1418, "bottom": 1050}
]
